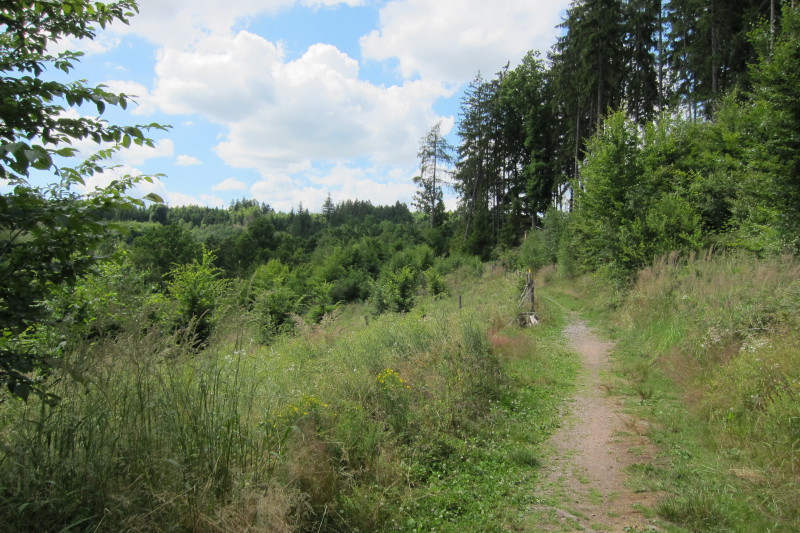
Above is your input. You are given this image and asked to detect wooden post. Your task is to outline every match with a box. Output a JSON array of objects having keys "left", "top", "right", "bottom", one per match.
[
  {"left": 529, "top": 280, "right": 535, "bottom": 311},
  {"left": 458, "top": 295, "right": 462, "bottom": 309},
  {"left": 364, "top": 315, "right": 369, "bottom": 326},
  {"left": 526, "top": 270, "right": 535, "bottom": 312}
]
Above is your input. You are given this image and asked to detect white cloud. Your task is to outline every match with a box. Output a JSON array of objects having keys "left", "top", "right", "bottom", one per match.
[
  {"left": 48, "top": 33, "right": 121, "bottom": 56},
  {"left": 152, "top": 31, "right": 283, "bottom": 121},
  {"left": 200, "top": 194, "right": 226, "bottom": 207},
  {"left": 176, "top": 154, "right": 202, "bottom": 166},
  {"left": 251, "top": 163, "right": 418, "bottom": 212},
  {"left": 102, "top": 80, "right": 157, "bottom": 115},
  {"left": 48, "top": 109, "right": 173, "bottom": 169},
  {"left": 115, "top": 0, "right": 363, "bottom": 48},
  {"left": 80, "top": 168, "right": 223, "bottom": 207},
  {"left": 212, "top": 177, "right": 247, "bottom": 191},
  {"left": 114, "top": 138, "right": 174, "bottom": 166},
  {"left": 114, "top": 0, "right": 292, "bottom": 48},
  {"left": 150, "top": 32, "right": 452, "bottom": 177},
  {"left": 79, "top": 165, "right": 141, "bottom": 193},
  {"left": 93, "top": 0, "right": 570, "bottom": 210},
  {"left": 361, "top": 0, "right": 570, "bottom": 83},
  {"left": 304, "top": 0, "right": 364, "bottom": 7},
  {"left": 166, "top": 191, "right": 206, "bottom": 206}
]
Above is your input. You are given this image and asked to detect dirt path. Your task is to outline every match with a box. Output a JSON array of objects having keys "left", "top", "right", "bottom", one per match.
[{"left": 530, "top": 317, "right": 661, "bottom": 532}]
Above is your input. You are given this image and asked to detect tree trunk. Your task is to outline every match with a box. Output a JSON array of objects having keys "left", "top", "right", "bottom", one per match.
[
  {"left": 431, "top": 137, "right": 437, "bottom": 228},
  {"left": 771, "top": 0, "right": 777, "bottom": 51},
  {"left": 711, "top": 0, "right": 719, "bottom": 96},
  {"left": 657, "top": 0, "right": 664, "bottom": 111},
  {"left": 596, "top": 50, "right": 604, "bottom": 127}
]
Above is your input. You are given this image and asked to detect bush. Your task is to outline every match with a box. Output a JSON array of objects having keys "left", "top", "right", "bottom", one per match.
[
  {"left": 167, "top": 247, "right": 228, "bottom": 347},
  {"left": 371, "top": 266, "right": 418, "bottom": 314},
  {"left": 253, "top": 285, "right": 300, "bottom": 343},
  {"left": 424, "top": 267, "right": 448, "bottom": 297}
]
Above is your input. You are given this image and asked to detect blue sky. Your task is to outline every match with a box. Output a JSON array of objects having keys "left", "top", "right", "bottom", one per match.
[{"left": 42, "top": 0, "right": 571, "bottom": 212}]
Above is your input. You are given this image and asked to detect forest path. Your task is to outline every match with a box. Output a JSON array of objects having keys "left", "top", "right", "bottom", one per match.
[{"left": 530, "top": 317, "right": 662, "bottom": 532}]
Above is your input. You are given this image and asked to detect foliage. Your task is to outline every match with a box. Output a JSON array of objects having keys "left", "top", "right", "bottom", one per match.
[
  {"left": 0, "top": 0, "right": 168, "bottom": 400},
  {"left": 44, "top": 250, "right": 152, "bottom": 341},
  {"left": 747, "top": 3, "right": 800, "bottom": 246},
  {"left": 572, "top": 112, "right": 724, "bottom": 279},
  {"left": 371, "top": 266, "right": 418, "bottom": 314},
  {"left": 253, "top": 285, "right": 300, "bottom": 343},
  {"left": 518, "top": 208, "right": 571, "bottom": 272},
  {"left": 0, "top": 265, "right": 559, "bottom": 531},
  {"left": 130, "top": 223, "right": 201, "bottom": 284},
  {"left": 166, "top": 247, "right": 228, "bottom": 346},
  {"left": 423, "top": 267, "right": 447, "bottom": 297}
]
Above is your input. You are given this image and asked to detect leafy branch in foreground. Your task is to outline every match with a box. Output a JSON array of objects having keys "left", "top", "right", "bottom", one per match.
[{"left": 0, "top": 1, "right": 169, "bottom": 401}]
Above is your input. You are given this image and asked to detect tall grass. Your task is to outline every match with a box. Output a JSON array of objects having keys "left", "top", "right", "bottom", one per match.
[
  {"left": 582, "top": 251, "right": 800, "bottom": 531},
  {"left": 0, "top": 267, "right": 518, "bottom": 531}
]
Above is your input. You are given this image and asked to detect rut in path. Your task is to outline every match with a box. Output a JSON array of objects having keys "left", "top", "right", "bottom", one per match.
[{"left": 531, "top": 318, "right": 661, "bottom": 532}]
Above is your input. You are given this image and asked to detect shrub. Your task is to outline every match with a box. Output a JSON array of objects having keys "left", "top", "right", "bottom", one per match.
[
  {"left": 370, "top": 266, "right": 418, "bottom": 314},
  {"left": 167, "top": 247, "right": 229, "bottom": 346},
  {"left": 423, "top": 267, "right": 448, "bottom": 297}
]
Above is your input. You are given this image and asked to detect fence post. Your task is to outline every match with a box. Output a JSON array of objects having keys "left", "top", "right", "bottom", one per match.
[{"left": 526, "top": 270, "right": 535, "bottom": 312}]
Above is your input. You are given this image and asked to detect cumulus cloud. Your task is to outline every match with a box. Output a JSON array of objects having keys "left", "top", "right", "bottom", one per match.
[
  {"left": 78, "top": 167, "right": 223, "bottom": 207},
  {"left": 102, "top": 80, "right": 157, "bottom": 115},
  {"left": 114, "top": 138, "right": 174, "bottom": 166},
  {"left": 176, "top": 155, "right": 202, "bottom": 166},
  {"left": 251, "top": 163, "right": 417, "bottom": 212},
  {"left": 361, "top": 0, "right": 570, "bottom": 82},
  {"left": 152, "top": 32, "right": 283, "bottom": 121},
  {"left": 151, "top": 32, "right": 452, "bottom": 177},
  {"left": 115, "top": 0, "right": 363, "bottom": 48},
  {"left": 48, "top": 109, "right": 174, "bottom": 169},
  {"left": 94, "top": 0, "right": 570, "bottom": 209},
  {"left": 200, "top": 194, "right": 226, "bottom": 207},
  {"left": 212, "top": 177, "right": 248, "bottom": 191},
  {"left": 48, "top": 33, "right": 121, "bottom": 56}
]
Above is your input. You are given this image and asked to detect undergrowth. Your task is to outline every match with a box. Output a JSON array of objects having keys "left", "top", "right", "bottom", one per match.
[
  {"left": 557, "top": 251, "right": 800, "bottom": 532},
  {"left": 0, "top": 265, "right": 576, "bottom": 531}
]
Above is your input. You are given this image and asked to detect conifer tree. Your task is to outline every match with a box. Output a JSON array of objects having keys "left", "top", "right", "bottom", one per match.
[
  {"left": 455, "top": 73, "right": 497, "bottom": 244},
  {"left": 624, "top": 0, "right": 661, "bottom": 123},
  {"left": 412, "top": 122, "right": 453, "bottom": 228}
]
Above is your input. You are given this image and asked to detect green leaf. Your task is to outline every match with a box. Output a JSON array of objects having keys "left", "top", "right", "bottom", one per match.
[
  {"left": 144, "top": 193, "right": 164, "bottom": 203},
  {"left": 54, "top": 147, "right": 78, "bottom": 157}
]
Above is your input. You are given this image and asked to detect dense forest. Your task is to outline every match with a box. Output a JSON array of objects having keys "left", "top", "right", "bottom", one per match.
[
  {"left": 2, "top": 1, "right": 800, "bottom": 531},
  {"left": 448, "top": 0, "right": 798, "bottom": 266}
]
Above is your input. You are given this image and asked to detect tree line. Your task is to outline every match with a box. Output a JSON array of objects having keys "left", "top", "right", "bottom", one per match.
[{"left": 427, "top": 0, "right": 797, "bottom": 262}]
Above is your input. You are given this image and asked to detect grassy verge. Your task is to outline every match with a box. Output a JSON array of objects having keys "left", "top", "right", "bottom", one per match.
[
  {"left": 386, "top": 283, "right": 579, "bottom": 532},
  {"left": 550, "top": 253, "right": 800, "bottom": 532},
  {"left": 0, "top": 266, "right": 578, "bottom": 531}
]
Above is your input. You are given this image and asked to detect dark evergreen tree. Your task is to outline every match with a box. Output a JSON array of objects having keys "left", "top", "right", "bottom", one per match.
[
  {"left": 549, "top": 0, "right": 627, "bottom": 199},
  {"left": 500, "top": 52, "right": 557, "bottom": 228},
  {"left": 455, "top": 73, "right": 498, "bottom": 246},
  {"left": 624, "top": 0, "right": 661, "bottom": 123},
  {"left": 666, "top": 0, "right": 779, "bottom": 116}
]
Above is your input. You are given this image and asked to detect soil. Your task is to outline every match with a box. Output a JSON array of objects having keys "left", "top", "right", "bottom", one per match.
[{"left": 530, "top": 317, "right": 662, "bottom": 532}]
